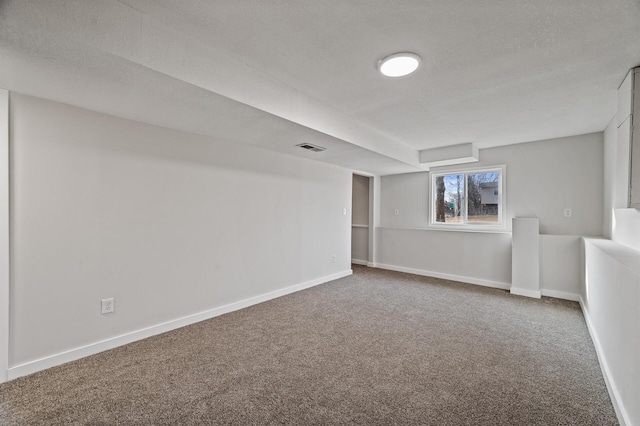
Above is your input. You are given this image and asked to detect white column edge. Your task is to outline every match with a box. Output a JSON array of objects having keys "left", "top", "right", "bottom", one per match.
[{"left": 0, "top": 88, "right": 9, "bottom": 383}]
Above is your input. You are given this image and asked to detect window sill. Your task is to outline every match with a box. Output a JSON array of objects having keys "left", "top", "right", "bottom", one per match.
[
  {"left": 428, "top": 224, "right": 508, "bottom": 234},
  {"left": 378, "top": 226, "right": 511, "bottom": 235}
]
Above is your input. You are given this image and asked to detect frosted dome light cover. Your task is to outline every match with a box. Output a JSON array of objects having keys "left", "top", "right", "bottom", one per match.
[{"left": 378, "top": 53, "right": 421, "bottom": 77}]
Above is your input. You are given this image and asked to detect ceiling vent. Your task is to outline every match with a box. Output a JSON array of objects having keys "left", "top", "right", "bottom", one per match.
[{"left": 296, "top": 143, "right": 326, "bottom": 153}]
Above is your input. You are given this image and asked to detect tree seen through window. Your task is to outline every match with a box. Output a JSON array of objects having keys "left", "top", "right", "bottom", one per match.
[{"left": 434, "top": 170, "right": 501, "bottom": 225}]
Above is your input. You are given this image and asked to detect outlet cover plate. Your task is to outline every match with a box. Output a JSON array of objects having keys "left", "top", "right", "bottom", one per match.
[{"left": 101, "top": 298, "right": 115, "bottom": 314}]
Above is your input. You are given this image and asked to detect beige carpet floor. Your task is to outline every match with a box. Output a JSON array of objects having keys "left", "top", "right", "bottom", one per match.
[{"left": 0, "top": 265, "right": 617, "bottom": 425}]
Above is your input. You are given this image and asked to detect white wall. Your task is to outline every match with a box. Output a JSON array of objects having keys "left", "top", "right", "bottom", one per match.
[
  {"left": 612, "top": 208, "right": 640, "bottom": 250},
  {"left": 511, "top": 217, "right": 540, "bottom": 298},
  {"left": 351, "top": 174, "right": 370, "bottom": 264},
  {"left": 480, "top": 133, "right": 603, "bottom": 236},
  {"left": 377, "top": 227, "right": 512, "bottom": 288},
  {"left": 352, "top": 174, "right": 370, "bottom": 226},
  {"left": 581, "top": 238, "right": 639, "bottom": 426},
  {"left": 9, "top": 93, "right": 352, "bottom": 371},
  {"left": 590, "top": 94, "right": 640, "bottom": 425},
  {"left": 351, "top": 227, "right": 368, "bottom": 264},
  {"left": 603, "top": 118, "right": 617, "bottom": 238},
  {"left": 377, "top": 133, "right": 603, "bottom": 293},
  {"left": 380, "top": 172, "right": 429, "bottom": 228},
  {"left": 604, "top": 110, "right": 640, "bottom": 251},
  {"left": 381, "top": 133, "right": 603, "bottom": 234},
  {"left": 539, "top": 235, "right": 580, "bottom": 299}
]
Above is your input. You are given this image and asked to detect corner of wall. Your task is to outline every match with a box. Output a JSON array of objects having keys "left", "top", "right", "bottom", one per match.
[
  {"left": 603, "top": 116, "right": 617, "bottom": 239},
  {"left": 0, "top": 89, "right": 9, "bottom": 383}
]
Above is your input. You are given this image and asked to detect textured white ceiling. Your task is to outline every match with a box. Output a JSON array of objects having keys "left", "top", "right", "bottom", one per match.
[{"left": 1, "top": 0, "right": 639, "bottom": 174}]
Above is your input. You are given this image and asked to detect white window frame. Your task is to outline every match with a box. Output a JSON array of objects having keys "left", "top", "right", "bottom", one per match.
[{"left": 429, "top": 164, "right": 506, "bottom": 232}]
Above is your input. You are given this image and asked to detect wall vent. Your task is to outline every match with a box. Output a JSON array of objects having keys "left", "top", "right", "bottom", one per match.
[{"left": 296, "top": 143, "right": 326, "bottom": 152}]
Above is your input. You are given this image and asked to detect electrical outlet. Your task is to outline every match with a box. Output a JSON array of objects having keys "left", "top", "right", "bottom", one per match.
[
  {"left": 332, "top": 255, "right": 337, "bottom": 263},
  {"left": 394, "top": 208, "right": 399, "bottom": 215},
  {"left": 563, "top": 208, "right": 572, "bottom": 218},
  {"left": 101, "top": 298, "right": 115, "bottom": 314}
]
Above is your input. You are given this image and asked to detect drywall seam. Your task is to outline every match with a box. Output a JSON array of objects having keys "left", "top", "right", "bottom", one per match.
[
  {"left": 374, "top": 263, "right": 511, "bottom": 291},
  {"left": 579, "top": 297, "right": 629, "bottom": 426},
  {"left": 7, "top": 269, "right": 352, "bottom": 381}
]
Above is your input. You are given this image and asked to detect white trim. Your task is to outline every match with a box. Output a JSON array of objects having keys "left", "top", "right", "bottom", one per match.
[
  {"left": 351, "top": 224, "right": 369, "bottom": 228},
  {"left": 418, "top": 225, "right": 511, "bottom": 234},
  {"left": 8, "top": 269, "right": 352, "bottom": 381},
  {"left": 540, "top": 289, "right": 580, "bottom": 302},
  {"left": 0, "top": 89, "right": 9, "bottom": 384},
  {"left": 376, "top": 225, "right": 511, "bottom": 235},
  {"left": 366, "top": 262, "right": 377, "bottom": 268},
  {"left": 509, "top": 287, "right": 542, "bottom": 299},
  {"left": 579, "top": 297, "right": 629, "bottom": 426},
  {"left": 374, "top": 263, "right": 511, "bottom": 290},
  {"left": 351, "top": 259, "right": 368, "bottom": 266}
]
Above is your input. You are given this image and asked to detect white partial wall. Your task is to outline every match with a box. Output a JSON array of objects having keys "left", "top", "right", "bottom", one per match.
[
  {"left": 376, "top": 227, "right": 512, "bottom": 288},
  {"left": 581, "top": 88, "right": 640, "bottom": 426},
  {"left": 377, "top": 133, "right": 603, "bottom": 294},
  {"left": 8, "top": 93, "right": 352, "bottom": 378},
  {"left": 351, "top": 174, "right": 370, "bottom": 265},
  {"left": 582, "top": 238, "right": 639, "bottom": 426},
  {"left": 511, "top": 218, "right": 540, "bottom": 298},
  {"left": 539, "top": 235, "right": 580, "bottom": 300}
]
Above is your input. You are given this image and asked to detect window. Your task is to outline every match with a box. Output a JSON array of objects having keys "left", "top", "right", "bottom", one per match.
[{"left": 430, "top": 166, "right": 505, "bottom": 230}]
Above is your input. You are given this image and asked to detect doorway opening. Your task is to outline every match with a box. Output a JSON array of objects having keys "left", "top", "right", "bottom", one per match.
[{"left": 351, "top": 174, "right": 370, "bottom": 265}]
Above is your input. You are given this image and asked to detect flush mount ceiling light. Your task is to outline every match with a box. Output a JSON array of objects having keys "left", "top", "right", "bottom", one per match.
[{"left": 377, "top": 52, "right": 421, "bottom": 77}]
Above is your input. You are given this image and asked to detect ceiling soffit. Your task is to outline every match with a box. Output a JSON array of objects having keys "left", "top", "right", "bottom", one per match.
[{"left": 0, "top": 0, "right": 424, "bottom": 174}]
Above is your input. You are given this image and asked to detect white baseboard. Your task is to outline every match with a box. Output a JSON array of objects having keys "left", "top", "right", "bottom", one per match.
[
  {"left": 510, "top": 287, "right": 542, "bottom": 299},
  {"left": 374, "top": 263, "right": 511, "bottom": 291},
  {"left": 579, "top": 297, "right": 629, "bottom": 426},
  {"left": 351, "top": 259, "right": 368, "bottom": 266},
  {"left": 7, "top": 269, "right": 352, "bottom": 381},
  {"left": 540, "top": 289, "right": 580, "bottom": 302},
  {"left": 372, "top": 264, "right": 579, "bottom": 303}
]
